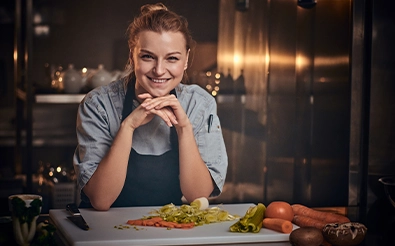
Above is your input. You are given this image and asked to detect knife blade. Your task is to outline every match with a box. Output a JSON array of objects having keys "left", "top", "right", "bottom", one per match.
[{"left": 66, "top": 203, "right": 90, "bottom": 230}]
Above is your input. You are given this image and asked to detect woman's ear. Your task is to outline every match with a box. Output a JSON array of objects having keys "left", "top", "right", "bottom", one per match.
[
  {"left": 184, "top": 49, "right": 190, "bottom": 70},
  {"left": 128, "top": 50, "right": 135, "bottom": 68},
  {"left": 129, "top": 50, "right": 133, "bottom": 60}
]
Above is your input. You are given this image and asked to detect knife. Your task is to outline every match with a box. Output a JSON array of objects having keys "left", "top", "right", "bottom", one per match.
[{"left": 66, "top": 203, "right": 90, "bottom": 230}]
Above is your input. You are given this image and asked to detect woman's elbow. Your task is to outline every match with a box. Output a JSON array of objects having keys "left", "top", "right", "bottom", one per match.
[
  {"left": 90, "top": 198, "right": 112, "bottom": 211},
  {"left": 83, "top": 186, "right": 113, "bottom": 211}
]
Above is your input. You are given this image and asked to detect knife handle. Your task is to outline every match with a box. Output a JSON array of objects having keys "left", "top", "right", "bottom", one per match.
[{"left": 66, "top": 203, "right": 81, "bottom": 215}]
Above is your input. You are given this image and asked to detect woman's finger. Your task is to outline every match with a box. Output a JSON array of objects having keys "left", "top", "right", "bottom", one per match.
[
  {"left": 149, "top": 107, "right": 178, "bottom": 127},
  {"left": 137, "top": 94, "right": 187, "bottom": 127},
  {"left": 161, "top": 107, "right": 179, "bottom": 125},
  {"left": 140, "top": 94, "right": 177, "bottom": 110},
  {"left": 154, "top": 96, "right": 179, "bottom": 110},
  {"left": 125, "top": 105, "right": 154, "bottom": 129}
]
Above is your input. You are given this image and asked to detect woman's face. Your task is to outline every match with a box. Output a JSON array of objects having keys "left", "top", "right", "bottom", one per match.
[{"left": 133, "top": 30, "right": 189, "bottom": 98}]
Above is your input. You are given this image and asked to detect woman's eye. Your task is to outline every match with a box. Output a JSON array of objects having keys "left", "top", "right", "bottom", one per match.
[
  {"left": 168, "top": 56, "right": 180, "bottom": 62},
  {"left": 141, "top": 54, "right": 154, "bottom": 59}
]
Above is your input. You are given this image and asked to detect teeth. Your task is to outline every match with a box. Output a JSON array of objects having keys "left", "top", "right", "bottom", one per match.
[{"left": 152, "top": 78, "right": 167, "bottom": 83}]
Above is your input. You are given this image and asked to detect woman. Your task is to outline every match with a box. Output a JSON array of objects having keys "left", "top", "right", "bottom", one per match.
[{"left": 73, "top": 3, "right": 227, "bottom": 211}]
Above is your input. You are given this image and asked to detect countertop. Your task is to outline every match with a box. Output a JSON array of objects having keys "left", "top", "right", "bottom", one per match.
[{"left": 49, "top": 203, "right": 296, "bottom": 246}]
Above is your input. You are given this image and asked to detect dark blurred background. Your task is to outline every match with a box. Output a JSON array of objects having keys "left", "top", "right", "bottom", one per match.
[{"left": 1, "top": 2, "right": 394, "bottom": 243}]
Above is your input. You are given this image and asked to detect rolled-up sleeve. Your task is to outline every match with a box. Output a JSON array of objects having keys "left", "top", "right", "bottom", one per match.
[
  {"left": 73, "top": 84, "right": 123, "bottom": 192},
  {"left": 197, "top": 103, "right": 228, "bottom": 197}
]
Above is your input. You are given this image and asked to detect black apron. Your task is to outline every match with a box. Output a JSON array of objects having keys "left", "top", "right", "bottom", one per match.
[
  {"left": 79, "top": 81, "right": 182, "bottom": 208},
  {"left": 111, "top": 81, "right": 182, "bottom": 207}
]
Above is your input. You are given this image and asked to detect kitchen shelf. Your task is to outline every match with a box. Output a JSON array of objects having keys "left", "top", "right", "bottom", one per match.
[{"left": 35, "top": 94, "right": 85, "bottom": 104}]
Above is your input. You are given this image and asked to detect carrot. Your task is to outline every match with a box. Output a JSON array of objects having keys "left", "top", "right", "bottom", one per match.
[
  {"left": 180, "top": 222, "right": 195, "bottom": 229},
  {"left": 158, "top": 221, "right": 176, "bottom": 228},
  {"left": 127, "top": 217, "right": 194, "bottom": 229},
  {"left": 156, "top": 220, "right": 195, "bottom": 229},
  {"left": 145, "top": 220, "right": 155, "bottom": 226},
  {"left": 292, "top": 215, "right": 327, "bottom": 230},
  {"left": 262, "top": 218, "right": 293, "bottom": 233},
  {"left": 127, "top": 219, "right": 144, "bottom": 226},
  {"left": 127, "top": 217, "right": 163, "bottom": 226},
  {"left": 292, "top": 204, "right": 350, "bottom": 224},
  {"left": 148, "top": 217, "right": 163, "bottom": 223}
]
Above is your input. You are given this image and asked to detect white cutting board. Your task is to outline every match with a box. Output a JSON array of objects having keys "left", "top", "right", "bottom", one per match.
[{"left": 49, "top": 203, "right": 297, "bottom": 246}]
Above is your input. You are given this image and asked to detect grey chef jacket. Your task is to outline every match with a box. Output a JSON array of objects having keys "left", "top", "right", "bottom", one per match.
[{"left": 73, "top": 78, "right": 228, "bottom": 207}]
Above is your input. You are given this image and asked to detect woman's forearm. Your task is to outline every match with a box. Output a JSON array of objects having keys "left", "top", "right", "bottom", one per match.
[
  {"left": 177, "top": 124, "right": 214, "bottom": 202},
  {"left": 83, "top": 122, "right": 134, "bottom": 210}
]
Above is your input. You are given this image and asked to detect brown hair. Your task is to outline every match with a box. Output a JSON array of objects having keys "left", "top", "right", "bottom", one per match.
[{"left": 124, "top": 3, "right": 195, "bottom": 83}]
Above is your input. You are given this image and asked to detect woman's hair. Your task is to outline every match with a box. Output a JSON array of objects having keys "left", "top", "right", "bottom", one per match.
[{"left": 124, "top": 3, "right": 195, "bottom": 83}]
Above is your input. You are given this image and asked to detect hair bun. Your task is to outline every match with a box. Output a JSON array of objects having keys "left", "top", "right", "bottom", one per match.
[{"left": 140, "top": 3, "right": 168, "bottom": 14}]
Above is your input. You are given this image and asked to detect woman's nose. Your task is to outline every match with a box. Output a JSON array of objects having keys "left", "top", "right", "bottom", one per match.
[{"left": 153, "top": 61, "right": 165, "bottom": 75}]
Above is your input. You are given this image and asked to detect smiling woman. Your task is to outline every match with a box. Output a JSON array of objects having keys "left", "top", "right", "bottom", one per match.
[{"left": 72, "top": 3, "right": 228, "bottom": 211}]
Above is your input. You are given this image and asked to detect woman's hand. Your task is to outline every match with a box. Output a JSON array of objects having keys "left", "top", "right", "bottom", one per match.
[
  {"left": 138, "top": 93, "right": 190, "bottom": 129},
  {"left": 123, "top": 101, "right": 155, "bottom": 130}
]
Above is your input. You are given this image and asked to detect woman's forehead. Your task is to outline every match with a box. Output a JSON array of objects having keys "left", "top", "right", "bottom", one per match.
[{"left": 135, "top": 30, "right": 187, "bottom": 53}]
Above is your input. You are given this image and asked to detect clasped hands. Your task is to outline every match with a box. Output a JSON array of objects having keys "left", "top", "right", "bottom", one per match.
[{"left": 126, "top": 93, "right": 189, "bottom": 130}]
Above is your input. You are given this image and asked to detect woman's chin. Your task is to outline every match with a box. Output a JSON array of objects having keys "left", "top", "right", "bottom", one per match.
[{"left": 148, "top": 89, "right": 171, "bottom": 97}]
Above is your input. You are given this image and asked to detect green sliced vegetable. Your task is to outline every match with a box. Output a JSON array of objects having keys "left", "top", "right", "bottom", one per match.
[
  {"left": 142, "top": 203, "right": 239, "bottom": 226},
  {"left": 229, "top": 203, "right": 266, "bottom": 233}
]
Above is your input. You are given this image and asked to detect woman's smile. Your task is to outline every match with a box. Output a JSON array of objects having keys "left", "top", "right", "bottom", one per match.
[{"left": 148, "top": 76, "right": 170, "bottom": 84}]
